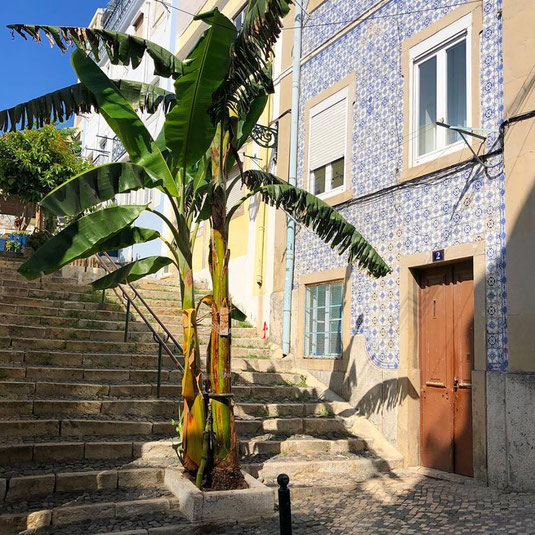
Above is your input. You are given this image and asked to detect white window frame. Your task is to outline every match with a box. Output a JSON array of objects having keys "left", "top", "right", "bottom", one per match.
[
  {"left": 409, "top": 14, "right": 472, "bottom": 167},
  {"left": 308, "top": 87, "right": 349, "bottom": 200},
  {"left": 304, "top": 281, "right": 344, "bottom": 359}
]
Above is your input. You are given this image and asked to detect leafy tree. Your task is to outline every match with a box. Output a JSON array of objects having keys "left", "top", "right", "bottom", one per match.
[
  {"left": 0, "top": 125, "right": 91, "bottom": 229},
  {"left": 3, "top": 0, "right": 390, "bottom": 490}
]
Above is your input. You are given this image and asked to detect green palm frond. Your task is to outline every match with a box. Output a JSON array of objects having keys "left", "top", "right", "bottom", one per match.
[
  {"left": 7, "top": 25, "right": 183, "bottom": 78},
  {"left": 242, "top": 170, "right": 391, "bottom": 278},
  {"left": 211, "top": 0, "right": 291, "bottom": 120},
  {"left": 0, "top": 80, "right": 174, "bottom": 132}
]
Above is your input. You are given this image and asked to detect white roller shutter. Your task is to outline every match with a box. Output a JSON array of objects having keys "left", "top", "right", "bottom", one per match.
[
  {"left": 227, "top": 170, "right": 246, "bottom": 211},
  {"left": 309, "top": 89, "right": 348, "bottom": 171}
]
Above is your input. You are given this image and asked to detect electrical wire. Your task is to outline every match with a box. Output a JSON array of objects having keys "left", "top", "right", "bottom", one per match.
[{"left": 153, "top": 0, "right": 483, "bottom": 32}]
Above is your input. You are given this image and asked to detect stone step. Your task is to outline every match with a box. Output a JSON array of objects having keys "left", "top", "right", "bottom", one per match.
[
  {"left": 244, "top": 453, "right": 403, "bottom": 488},
  {"left": 1, "top": 336, "right": 160, "bottom": 354},
  {"left": 0, "top": 487, "right": 180, "bottom": 534},
  {"left": 0, "top": 380, "right": 321, "bottom": 402},
  {"left": 0, "top": 434, "right": 366, "bottom": 467},
  {"left": 0, "top": 303, "right": 128, "bottom": 322},
  {"left": 0, "top": 437, "right": 177, "bottom": 465},
  {"left": 0, "top": 324, "right": 155, "bottom": 343},
  {"left": 0, "top": 399, "right": 352, "bottom": 419},
  {"left": 0, "top": 466, "right": 166, "bottom": 503},
  {"left": 0, "top": 416, "right": 348, "bottom": 439},
  {"left": 0, "top": 273, "right": 79, "bottom": 286}
]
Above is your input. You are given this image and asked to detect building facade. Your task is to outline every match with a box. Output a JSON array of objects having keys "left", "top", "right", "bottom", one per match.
[
  {"left": 79, "top": 0, "right": 535, "bottom": 490},
  {"left": 271, "top": 0, "right": 535, "bottom": 491}
]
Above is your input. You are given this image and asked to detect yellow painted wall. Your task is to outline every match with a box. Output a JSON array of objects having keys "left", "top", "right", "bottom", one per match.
[{"left": 503, "top": 0, "right": 535, "bottom": 372}]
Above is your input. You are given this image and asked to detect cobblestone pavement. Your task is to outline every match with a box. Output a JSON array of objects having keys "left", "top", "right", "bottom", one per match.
[{"left": 203, "top": 471, "right": 535, "bottom": 535}]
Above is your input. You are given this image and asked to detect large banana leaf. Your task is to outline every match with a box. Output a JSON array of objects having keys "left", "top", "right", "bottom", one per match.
[
  {"left": 86, "top": 227, "right": 160, "bottom": 257},
  {"left": 8, "top": 25, "right": 183, "bottom": 78},
  {"left": 212, "top": 0, "right": 290, "bottom": 120},
  {"left": 237, "top": 92, "right": 269, "bottom": 149},
  {"left": 164, "top": 10, "right": 236, "bottom": 171},
  {"left": 41, "top": 162, "right": 162, "bottom": 217},
  {"left": 242, "top": 171, "right": 391, "bottom": 278},
  {"left": 71, "top": 49, "right": 178, "bottom": 197},
  {"left": 18, "top": 204, "right": 146, "bottom": 280},
  {"left": 91, "top": 256, "right": 174, "bottom": 290},
  {"left": 0, "top": 80, "right": 175, "bottom": 133}
]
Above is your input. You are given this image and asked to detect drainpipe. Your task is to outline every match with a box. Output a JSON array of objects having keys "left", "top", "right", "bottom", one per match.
[{"left": 282, "top": 2, "right": 303, "bottom": 355}]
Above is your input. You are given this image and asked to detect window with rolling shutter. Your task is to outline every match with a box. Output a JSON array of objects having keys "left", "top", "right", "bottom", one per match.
[{"left": 308, "top": 87, "right": 348, "bottom": 197}]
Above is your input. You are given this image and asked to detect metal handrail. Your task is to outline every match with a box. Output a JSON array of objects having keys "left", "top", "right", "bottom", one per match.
[{"left": 94, "top": 253, "right": 184, "bottom": 396}]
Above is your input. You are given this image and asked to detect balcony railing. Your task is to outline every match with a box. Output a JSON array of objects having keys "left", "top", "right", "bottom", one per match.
[
  {"left": 112, "top": 137, "right": 127, "bottom": 162},
  {"left": 102, "top": 0, "right": 138, "bottom": 31}
]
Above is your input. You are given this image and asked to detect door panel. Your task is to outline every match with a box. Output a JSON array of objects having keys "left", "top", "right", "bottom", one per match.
[
  {"left": 419, "top": 267, "right": 453, "bottom": 473},
  {"left": 453, "top": 262, "right": 474, "bottom": 477},
  {"left": 418, "top": 261, "right": 474, "bottom": 476}
]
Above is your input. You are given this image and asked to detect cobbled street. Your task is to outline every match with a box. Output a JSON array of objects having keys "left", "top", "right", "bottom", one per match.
[{"left": 204, "top": 471, "right": 535, "bottom": 535}]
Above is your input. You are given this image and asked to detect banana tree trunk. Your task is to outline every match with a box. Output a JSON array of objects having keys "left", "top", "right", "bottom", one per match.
[
  {"left": 180, "top": 268, "right": 206, "bottom": 481},
  {"left": 207, "top": 188, "right": 242, "bottom": 490}
]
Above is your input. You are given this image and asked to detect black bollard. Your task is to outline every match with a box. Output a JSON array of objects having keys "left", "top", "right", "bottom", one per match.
[{"left": 277, "top": 473, "right": 292, "bottom": 535}]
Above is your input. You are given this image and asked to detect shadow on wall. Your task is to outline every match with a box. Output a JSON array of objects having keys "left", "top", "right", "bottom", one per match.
[{"left": 355, "top": 378, "right": 419, "bottom": 418}]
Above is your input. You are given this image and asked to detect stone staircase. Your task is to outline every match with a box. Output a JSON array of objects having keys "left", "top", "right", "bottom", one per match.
[{"left": 0, "top": 254, "right": 402, "bottom": 534}]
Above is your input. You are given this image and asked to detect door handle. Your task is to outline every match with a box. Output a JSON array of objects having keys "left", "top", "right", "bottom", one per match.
[{"left": 453, "top": 378, "right": 459, "bottom": 392}]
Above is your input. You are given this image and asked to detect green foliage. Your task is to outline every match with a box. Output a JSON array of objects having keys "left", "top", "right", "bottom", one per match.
[
  {"left": 18, "top": 204, "right": 146, "bottom": 279},
  {"left": 164, "top": 10, "right": 236, "bottom": 171},
  {"left": 0, "top": 80, "right": 174, "bottom": 133},
  {"left": 7, "top": 25, "right": 183, "bottom": 78},
  {"left": 0, "top": 125, "right": 91, "bottom": 204},
  {"left": 91, "top": 256, "right": 174, "bottom": 290},
  {"left": 41, "top": 162, "right": 163, "bottom": 217},
  {"left": 241, "top": 170, "right": 392, "bottom": 277}
]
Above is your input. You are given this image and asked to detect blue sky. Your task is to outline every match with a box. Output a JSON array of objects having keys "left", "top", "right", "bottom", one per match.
[{"left": 0, "top": 1, "right": 106, "bottom": 110}]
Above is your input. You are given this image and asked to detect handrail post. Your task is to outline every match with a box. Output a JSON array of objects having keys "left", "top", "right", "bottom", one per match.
[
  {"left": 277, "top": 474, "right": 292, "bottom": 535},
  {"left": 156, "top": 341, "right": 163, "bottom": 399},
  {"left": 124, "top": 299, "right": 131, "bottom": 342}
]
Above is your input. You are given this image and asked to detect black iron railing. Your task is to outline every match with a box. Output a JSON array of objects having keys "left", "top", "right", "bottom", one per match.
[{"left": 95, "top": 252, "right": 183, "bottom": 397}]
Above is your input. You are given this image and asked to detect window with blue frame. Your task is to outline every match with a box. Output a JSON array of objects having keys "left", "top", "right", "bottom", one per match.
[{"left": 304, "top": 281, "right": 343, "bottom": 358}]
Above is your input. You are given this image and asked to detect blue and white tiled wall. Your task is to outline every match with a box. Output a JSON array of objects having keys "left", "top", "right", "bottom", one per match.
[{"left": 295, "top": 0, "right": 507, "bottom": 371}]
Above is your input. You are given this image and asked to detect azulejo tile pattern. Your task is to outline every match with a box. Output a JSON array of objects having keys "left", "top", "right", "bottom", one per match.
[{"left": 295, "top": 0, "right": 507, "bottom": 370}]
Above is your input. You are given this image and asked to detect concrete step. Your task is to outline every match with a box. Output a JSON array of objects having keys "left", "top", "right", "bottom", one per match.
[{"left": 0, "top": 303, "right": 127, "bottom": 322}]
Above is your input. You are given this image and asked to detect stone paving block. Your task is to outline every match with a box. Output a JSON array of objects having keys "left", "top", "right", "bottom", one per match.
[
  {"left": 84, "top": 441, "right": 133, "bottom": 460},
  {"left": 0, "top": 444, "right": 33, "bottom": 464},
  {"left": 84, "top": 369, "right": 130, "bottom": 382},
  {"left": 52, "top": 503, "right": 116, "bottom": 526},
  {"left": 0, "top": 400, "right": 33, "bottom": 416},
  {"left": 61, "top": 420, "right": 152, "bottom": 436},
  {"left": 6, "top": 474, "right": 55, "bottom": 502},
  {"left": 115, "top": 497, "right": 170, "bottom": 517},
  {"left": 33, "top": 442, "right": 85, "bottom": 462},
  {"left": 109, "top": 384, "right": 152, "bottom": 397},
  {"left": 36, "top": 382, "right": 110, "bottom": 397},
  {"left": 34, "top": 400, "right": 102, "bottom": 415},
  {"left": 0, "top": 419, "right": 59, "bottom": 437},
  {"left": 0, "top": 511, "right": 50, "bottom": 533},
  {"left": 0, "top": 381, "right": 35, "bottom": 397},
  {"left": 55, "top": 470, "right": 117, "bottom": 492},
  {"left": 118, "top": 468, "right": 164, "bottom": 488},
  {"left": 26, "top": 366, "right": 84, "bottom": 380},
  {"left": 151, "top": 421, "right": 175, "bottom": 435},
  {"left": 26, "top": 509, "right": 53, "bottom": 530},
  {"left": 0, "top": 478, "right": 6, "bottom": 502}
]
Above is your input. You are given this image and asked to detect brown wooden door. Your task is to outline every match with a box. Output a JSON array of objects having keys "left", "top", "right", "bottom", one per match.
[{"left": 419, "top": 261, "right": 474, "bottom": 477}]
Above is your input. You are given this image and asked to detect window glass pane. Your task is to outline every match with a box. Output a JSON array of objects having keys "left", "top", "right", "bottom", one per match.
[
  {"left": 330, "top": 283, "right": 343, "bottom": 306},
  {"left": 329, "top": 331, "right": 342, "bottom": 356},
  {"left": 331, "top": 158, "right": 344, "bottom": 190},
  {"left": 312, "top": 166, "right": 326, "bottom": 195},
  {"left": 418, "top": 56, "right": 437, "bottom": 156},
  {"left": 315, "top": 333, "right": 325, "bottom": 356},
  {"left": 316, "top": 284, "right": 326, "bottom": 307},
  {"left": 446, "top": 40, "right": 467, "bottom": 145}
]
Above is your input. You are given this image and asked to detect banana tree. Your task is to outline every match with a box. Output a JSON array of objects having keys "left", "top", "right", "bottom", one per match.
[{"left": 4, "top": 0, "right": 390, "bottom": 490}]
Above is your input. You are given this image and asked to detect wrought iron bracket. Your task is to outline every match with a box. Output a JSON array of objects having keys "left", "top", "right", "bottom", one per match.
[{"left": 250, "top": 123, "right": 278, "bottom": 149}]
